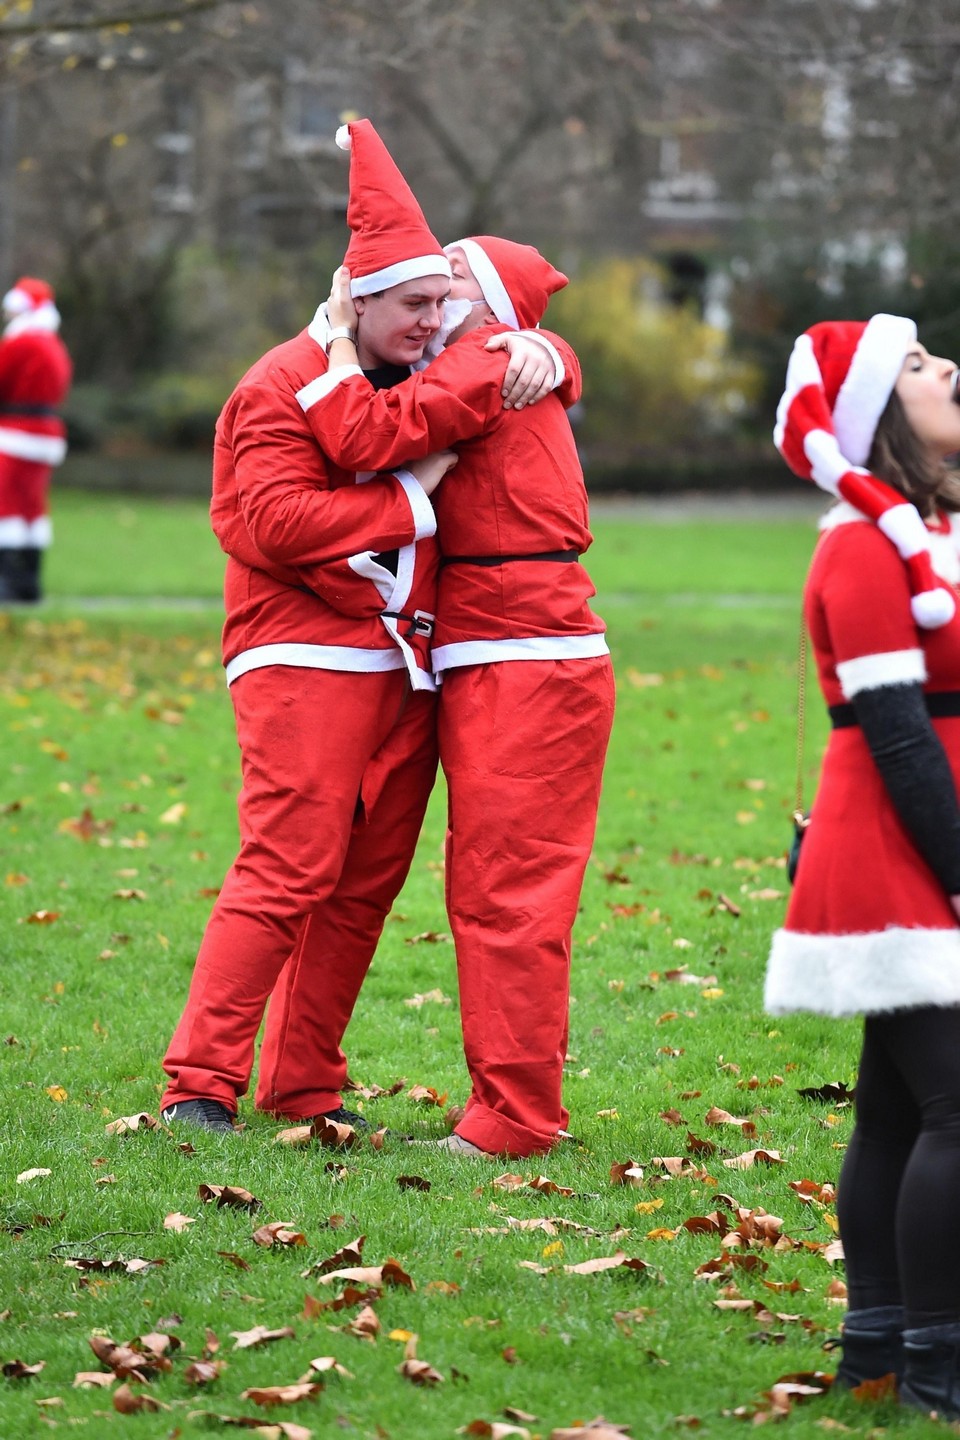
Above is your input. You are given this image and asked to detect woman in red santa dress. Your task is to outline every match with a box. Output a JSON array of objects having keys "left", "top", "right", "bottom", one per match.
[{"left": 767, "top": 314, "right": 960, "bottom": 1416}]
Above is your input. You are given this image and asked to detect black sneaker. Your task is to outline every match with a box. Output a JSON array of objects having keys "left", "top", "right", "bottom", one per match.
[
  {"left": 311, "top": 1106, "right": 368, "bottom": 1129},
  {"left": 161, "top": 1098, "right": 236, "bottom": 1132}
]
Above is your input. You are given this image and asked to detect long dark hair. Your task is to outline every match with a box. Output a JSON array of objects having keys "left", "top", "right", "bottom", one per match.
[{"left": 868, "top": 389, "right": 960, "bottom": 514}]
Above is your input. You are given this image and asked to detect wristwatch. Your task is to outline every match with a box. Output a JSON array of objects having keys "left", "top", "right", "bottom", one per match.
[{"left": 326, "top": 326, "right": 357, "bottom": 349}]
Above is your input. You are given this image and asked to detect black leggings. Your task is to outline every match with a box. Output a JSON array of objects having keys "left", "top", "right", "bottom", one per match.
[{"left": 837, "top": 1006, "right": 960, "bottom": 1327}]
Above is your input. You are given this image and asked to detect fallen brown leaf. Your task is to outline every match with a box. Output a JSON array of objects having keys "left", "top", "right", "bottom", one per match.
[
  {"left": 252, "top": 1221, "right": 308, "bottom": 1249},
  {"left": 184, "top": 1359, "right": 225, "bottom": 1384},
  {"left": 199, "top": 1183, "right": 261, "bottom": 1211},
  {"left": 230, "top": 1325, "right": 296, "bottom": 1350},
  {"left": 240, "top": 1381, "right": 322, "bottom": 1406},
  {"left": 112, "top": 1382, "right": 169, "bottom": 1413},
  {"left": 104, "top": 1111, "right": 160, "bottom": 1136},
  {"left": 1, "top": 1358, "right": 45, "bottom": 1378},
  {"left": 163, "top": 1211, "right": 196, "bottom": 1232}
]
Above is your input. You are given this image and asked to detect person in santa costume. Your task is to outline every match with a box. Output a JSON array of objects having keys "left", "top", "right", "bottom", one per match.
[
  {"left": 160, "top": 120, "right": 566, "bottom": 1134},
  {"left": 0, "top": 277, "right": 72, "bottom": 603},
  {"left": 269, "top": 235, "right": 615, "bottom": 1159},
  {"left": 767, "top": 314, "right": 960, "bottom": 1415}
]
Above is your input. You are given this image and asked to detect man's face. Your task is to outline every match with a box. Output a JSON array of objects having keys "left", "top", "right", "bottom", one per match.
[
  {"left": 354, "top": 275, "right": 450, "bottom": 368},
  {"left": 443, "top": 245, "right": 494, "bottom": 345}
]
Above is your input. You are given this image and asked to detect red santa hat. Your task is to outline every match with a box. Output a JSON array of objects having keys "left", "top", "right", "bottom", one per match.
[
  {"left": 446, "top": 235, "right": 568, "bottom": 329},
  {"left": 335, "top": 119, "right": 450, "bottom": 297},
  {"left": 2, "top": 276, "right": 55, "bottom": 317},
  {"left": 774, "top": 313, "right": 955, "bottom": 629}
]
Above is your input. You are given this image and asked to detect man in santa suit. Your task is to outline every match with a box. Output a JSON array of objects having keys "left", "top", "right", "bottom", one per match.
[
  {"left": 0, "top": 277, "right": 72, "bottom": 603},
  {"left": 266, "top": 236, "right": 615, "bottom": 1158},
  {"left": 160, "top": 121, "right": 564, "bottom": 1132}
]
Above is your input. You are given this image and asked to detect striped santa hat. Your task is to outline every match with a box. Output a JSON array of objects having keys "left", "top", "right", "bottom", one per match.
[
  {"left": 335, "top": 119, "right": 450, "bottom": 297},
  {"left": 774, "top": 313, "right": 955, "bottom": 628},
  {"left": 445, "top": 236, "right": 568, "bottom": 329}
]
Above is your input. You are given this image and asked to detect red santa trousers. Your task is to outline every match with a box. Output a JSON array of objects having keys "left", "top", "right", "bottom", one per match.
[
  {"left": 0, "top": 454, "right": 52, "bottom": 529},
  {"left": 161, "top": 665, "right": 437, "bottom": 1114},
  {"left": 439, "top": 655, "right": 615, "bottom": 1157}
]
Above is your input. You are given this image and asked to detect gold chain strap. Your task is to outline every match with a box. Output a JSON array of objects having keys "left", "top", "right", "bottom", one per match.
[{"left": 793, "top": 615, "right": 809, "bottom": 828}]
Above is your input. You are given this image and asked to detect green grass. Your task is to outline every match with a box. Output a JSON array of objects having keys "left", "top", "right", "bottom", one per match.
[{"left": 0, "top": 493, "right": 941, "bottom": 1437}]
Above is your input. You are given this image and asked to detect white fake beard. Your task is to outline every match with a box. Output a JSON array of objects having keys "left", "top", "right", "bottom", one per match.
[{"left": 420, "top": 297, "right": 475, "bottom": 361}]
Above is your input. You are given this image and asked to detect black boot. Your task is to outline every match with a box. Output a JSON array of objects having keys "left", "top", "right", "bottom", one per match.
[
  {"left": 0, "top": 549, "right": 21, "bottom": 601},
  {"left": 18, "top": 547, "right": 42, "bottom": 602},
  {"left": 834, "top": 1305, "right": 904, "bottom": 1389},
  {"left": 0, "top": 547, "right": 41, "bottom": 603},
  {"left": 901, "top": 1322, "right": 960, "bottom": 1419}
]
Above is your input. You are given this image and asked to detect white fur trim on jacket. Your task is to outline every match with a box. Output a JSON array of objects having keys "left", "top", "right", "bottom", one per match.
[
  {"left": 225, "top": 642, "right": 407, "bottom": 686},
  {"left": 0, "top": 514, "right": 52, "bottom": 547},
  {"left": 432, "top": 632, "right": 609, "bottom": 676},
  {"left": 296, "top": 365, "right": 363, "bottom": 411},
  {"left": 766, "top": 924, "right": 960, "bottom": 1017},
  {"left": 835, "top": 649, "right": 927, "bottom": 698},
  {"left": 394, "top": 468, "right": 437, "bottom": 540},
  {"left": 0, "top": 426, "right": 67, "bottom": 465}
]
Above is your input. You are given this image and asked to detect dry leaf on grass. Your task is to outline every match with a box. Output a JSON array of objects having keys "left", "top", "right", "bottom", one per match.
[
  {"left": 112, "top": 1383, "right": 169, "bottom": 1414},
  {"left": 73, "top": 1370, "right": 116, "bottom": 1389},
  {"left": 217, "top": 1251, "right": 251, "bottom": 1272},
  {"left": 274, "top": 1125, "right": 313, "bottom": 1147},
  {"left": 163, "top": 1211, "right": 196, "bottom": 1232},
  {"left": 317, "top": 1258, "right": 414, "bottom": 1290},
  {"left": 186, "top": 1413, "right": 313, "bottom": 1437},
  {"left": 304, "top": 1355, "right": 354, "bottom": 1379},
  {"left": 199, "top": 1183, "right": 261, "bottom": 1211},
  {"left": 311, "top": 1115, "right": 358, "bottom": 1148},
  {"left": 252, "top": 1222, "right": 307, "bottom": 1249},
  {"left": 1, "top": 1358, "right": 45, "bottom": 1378},
  {"left": 722, "top": 1148, "right": 784, "bottom": 1170},
  {"left": 404, "top": 989, "right": 452, "bottom": 1007},
  {"left": 184, "top": 1359, "right": 225, "bottom": 1384},
  {"left": 405, "top": 1083, "right": 448, "bottom": 1107},
  {"left": 15, "top": 1168, "right": 51, "bottom": 1184},
  {"left": 240, "top": 1381, "right": 322, "bottom": 1406},
  {"left": 458, "top": 1424, "right": 532, "bottom": 1439},
  {"left": 301, "top": 1234, "right": 365, "bottom": 1277},
  {"left": 104, "top": 1111, "right": 159, "bottom": 1134},
  {"left": 345, "top": 1304, "right": 381, "bottom": 1341},
  {"left": 230, "top": 1325, "right": 296, "bottom": 1350},
  {"left": 397, "top": 1174, "right": 431, "bottom": 1191}
]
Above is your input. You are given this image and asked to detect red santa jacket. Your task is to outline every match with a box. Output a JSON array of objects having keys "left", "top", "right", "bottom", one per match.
[
  {"left": 0, "top": 320, "right": 72, "bottom": 467},
  {"left": 210, "top": 313, "right": 439, "bottom": 691},
  {"left": 295, "top": 325, "right": 608, "bottom": 674}
]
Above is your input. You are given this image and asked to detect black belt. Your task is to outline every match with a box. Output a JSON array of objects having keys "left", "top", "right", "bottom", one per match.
[
  {"left": 441, "top": 550, "right": 579, "bottom": 568},
  {"left": 382, "top": 609, "right": 434, "bottom": 639},
  {"left": 0, "top": 404, "right": 60, "bottom": 418},
  {"left": 830, "top": 691, "right": 960, "bottom": 728}
]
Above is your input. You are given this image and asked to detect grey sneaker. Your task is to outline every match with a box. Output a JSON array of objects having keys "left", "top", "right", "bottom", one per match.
[
  {"left": 161, "top": 1098, "right": 236, "bottom": 1132},
  {"left": 428, "top": 1133, "right": 491, "bottom": 1157}
]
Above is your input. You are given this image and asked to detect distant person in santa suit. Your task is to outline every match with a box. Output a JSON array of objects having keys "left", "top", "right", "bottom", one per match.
[{"left": 0, "top": 277, "right": 72, "bottom": 603}]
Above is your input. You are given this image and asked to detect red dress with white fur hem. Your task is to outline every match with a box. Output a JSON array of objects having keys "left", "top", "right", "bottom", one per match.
[{"left": 766, "top": 506, "right": 960, "bottom": 1018}]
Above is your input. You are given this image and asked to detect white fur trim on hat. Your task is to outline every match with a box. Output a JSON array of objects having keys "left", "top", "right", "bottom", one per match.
[
  {"left": 447, "top": 238, "right": 519, "bottom": 330},
  {"left": 833, "top": 313, "right": 917, "bottom": 467},
  {"left": 349, "top": 254, "right": 451, "bottom": 297}
]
